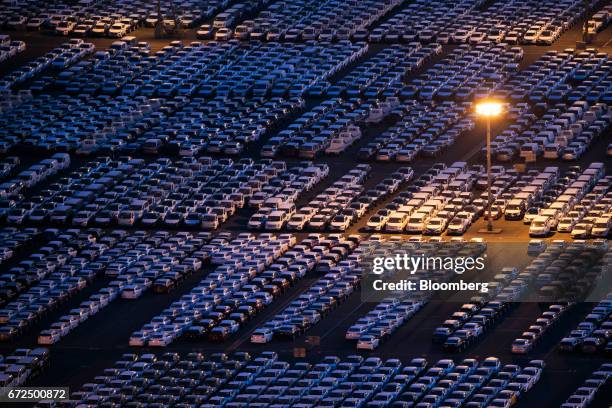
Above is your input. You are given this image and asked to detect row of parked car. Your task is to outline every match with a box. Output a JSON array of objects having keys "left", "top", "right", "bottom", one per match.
[
  {"left": 0, "top": 34, "right": 26, "bottom": 63},
  {"left": 249, "top": 163, "right": 413, "bottom": 233},
  {"left": 347, "top": 299, "right": 426, "bottom": 350},
  {"left": 493, "top": 50, "right": 611, "bottom": 161},
  {"left": 0, "top": 227, "right": 41, "bottom": 270},
  {"left": 1, "top": 40, "right": 387, "bottom": 155},
  {"left": 403, "top": 42, "right": 523, "bottom": 102},
  {"left": 37, "top": 230, "right": 218, "bottom": 345},
  {"left": 1, "top": 88, "right": 302, "bottom": 155},
  {"left": 4, "top": 37, "right": 368, "bottom": 101},
  {"left": 0, "top": 228, "right": 133, "bottom": 341},
  {"left": 0, "top": 347, "right": 49, "bottom": 388},
  {"left": 359, "top": 100, "right": 475, "bottom": 162},
  {"left": 587, "top": 3, "right": 612, "bottom": 34},
  {"left": 524, "top": 164, "right": 610, "bottom": 238},
  {"left": 488, "top": 164, "right": 586, "bottom": 225},
  {"left": 181, "top": 231, "right": 325, "bottom": 343},
  {"left": 371, "top": 0, "right": 598, "bottom": 45},
  {"left": 0, "top": 156, "right": 330, "bottom": 233},
  {"left": 204, "top": 0, "right": 402, "bottom": 42},
  {"left": 0, "top": 89, "right": 32, "bottom": 115},
  {"left": 445, "top": 0, "right": 596, "bottom": 46},
  {"left": 433, "top": 269, "right": 522, "bottom": 352},
  {"left": 436, "top": 162, "right": 612, "bottom": 240},
  {"left": 0, "top": 227, "right": 55, "bottom": 308},
  {"left": 247, "top": 162, "right": 329, "bottom": 226},
  {"left": 257, "top": 235, "right": 364, "bottom": 341},
  {"left": 370, "top": 0, "right": 482, "bottom": 44},
  {"left": 0, "top": 38, "right": 95, "bottom": 91},
  {"left": 534, "top": 239, "right": 608, "bottom": 300},
  {"left": 260, "top": 97, "right": 371, "bottom": 159},
  {"left": 247, "top": 163, "right": 340, "bottom": 231},
  {"left": 128, "top": 232, "right": 301, "bottom": 347},
  {"left": 0, "top": 0, "right": 230, "bottom": 35},
  {"left": 491, "top": 101, "right": 610, "bottom": 163},
  {"left": 511, "top": 303, "right": 571, "bottom": 354},
  {"left": 0, "top": 153, "right": 70, "bottom": 199},
  {"left": 325, "top": 43, "right": 440, "bottom": 100},
  {"left": 46, "top": 39, "right": 366, "bottom": 100},
  {"left": 559, "top": 292, "right": 612, "bottom": 354},
  {"left": 60, "top": 352, "right": 546, "bottom": 408},
  {"left": 364, "top": 162, "right": 487, "bottom": 236},
  {"left": 0, "top": 156, "right": 20, "bottom": 183},
  {"left": 435, "top": 240, "right": 609, "bottom": 352},
  {"left": 560, "top": 363, "right": 611, "bottom": 408},
  {"left": 508, "top": 48, "right": 610, "bottom": 105}
]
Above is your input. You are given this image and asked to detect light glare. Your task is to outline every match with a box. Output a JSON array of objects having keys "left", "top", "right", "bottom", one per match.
[{"left": 475, "top": 101, "right": 503, "bottom": 117}]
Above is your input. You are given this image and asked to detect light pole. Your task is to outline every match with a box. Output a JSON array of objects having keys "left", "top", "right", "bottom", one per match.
[
  {"left": 582, "top": 0, "right": 591, "bottom": 45},
  {"left": 475, "top": 101, "right": 503, "bottom": 233}
]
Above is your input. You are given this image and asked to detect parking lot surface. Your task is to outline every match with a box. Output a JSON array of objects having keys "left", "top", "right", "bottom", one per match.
[{"left": 0, "top": 1, "right": 611, "bottom": 407}]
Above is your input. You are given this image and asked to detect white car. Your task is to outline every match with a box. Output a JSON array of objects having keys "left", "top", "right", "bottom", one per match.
[
  {"left": 55, "top": 21, "right": 76, "bottom": 35},
  {"left": 423, "top": 217, "right": 447, "bottom": 235},
  {"left": 38, "top": 329, "right": 61, "bottom": 345},
  {"left": 248, "top": 213, "right": 266, "bottom": 230},
  {"left": 511, "top": 338, "right": 533, "bottom": 354},
  {"left": 591, "top": 217, "right": 610, "bottom": 237},
  {"left": 265, "top": 211, "right": 288, "bottom": 230},
  {"left": 557, "top": 217, "right": 576, "bottom": 232},
  {"left": 148, "top": 332, "right": 174, "bottom": 347},
  {"left": 446, "top": 216, "right": 470, "bottom": 235},
  {"left": 451, "top": 28, "right": 474, "bottom": 43},
  {"left": 122, "top": 285, "right": 144, "bottom": 299},
  {"left": 287, "top": 214, "right": 309, "bottom": 230},
  {"left": 330, "top": 215, "right": 352, "bottom": 231},
  {"left": 537, "top": 29, "right": 558, "bottom": 45},
  {"left": 366, "top": 215, "right": 386, "bottom": 231},
  {"left": 250, "top": 328, "right": 273, "bottom": 343},
  {"left": 91, "top": 23, "right": 107, "bottom": 36},
  {"left": 357, "top": 335, "right": 380, "bottom": 350},
  {"left": 405, "top": 214, "right": 427, "bottom": 233},
  {"left": 571, "top": 223, "right": 592, "bottom": 239},
  {"left": 108, "top": 23, "right": 128, "bottom": 38},
  {"left": 215, "top": 28, "right": 232, "bottom": 40},
  {"left": 385, "top": 213, "right": 409, "bottom": 232},
  {"left": 128, "top": 331, "right": 148, "bottom": 346},
  {"left": 527, "top": 240, "right": 546, "bottom": 255},
  {"left": 529, "top": 216, "right": 553, "bottom": 237},
  {"left": 522, "top": 29, "right": 540, "bottom": 44},
  {"left": 346, "top": 324, "right": 368, "bottom": 340}
]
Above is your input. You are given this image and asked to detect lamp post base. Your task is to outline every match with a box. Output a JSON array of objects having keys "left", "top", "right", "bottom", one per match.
[{"left": 477, "top": 228, "right": 503, "bottom": 234}]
